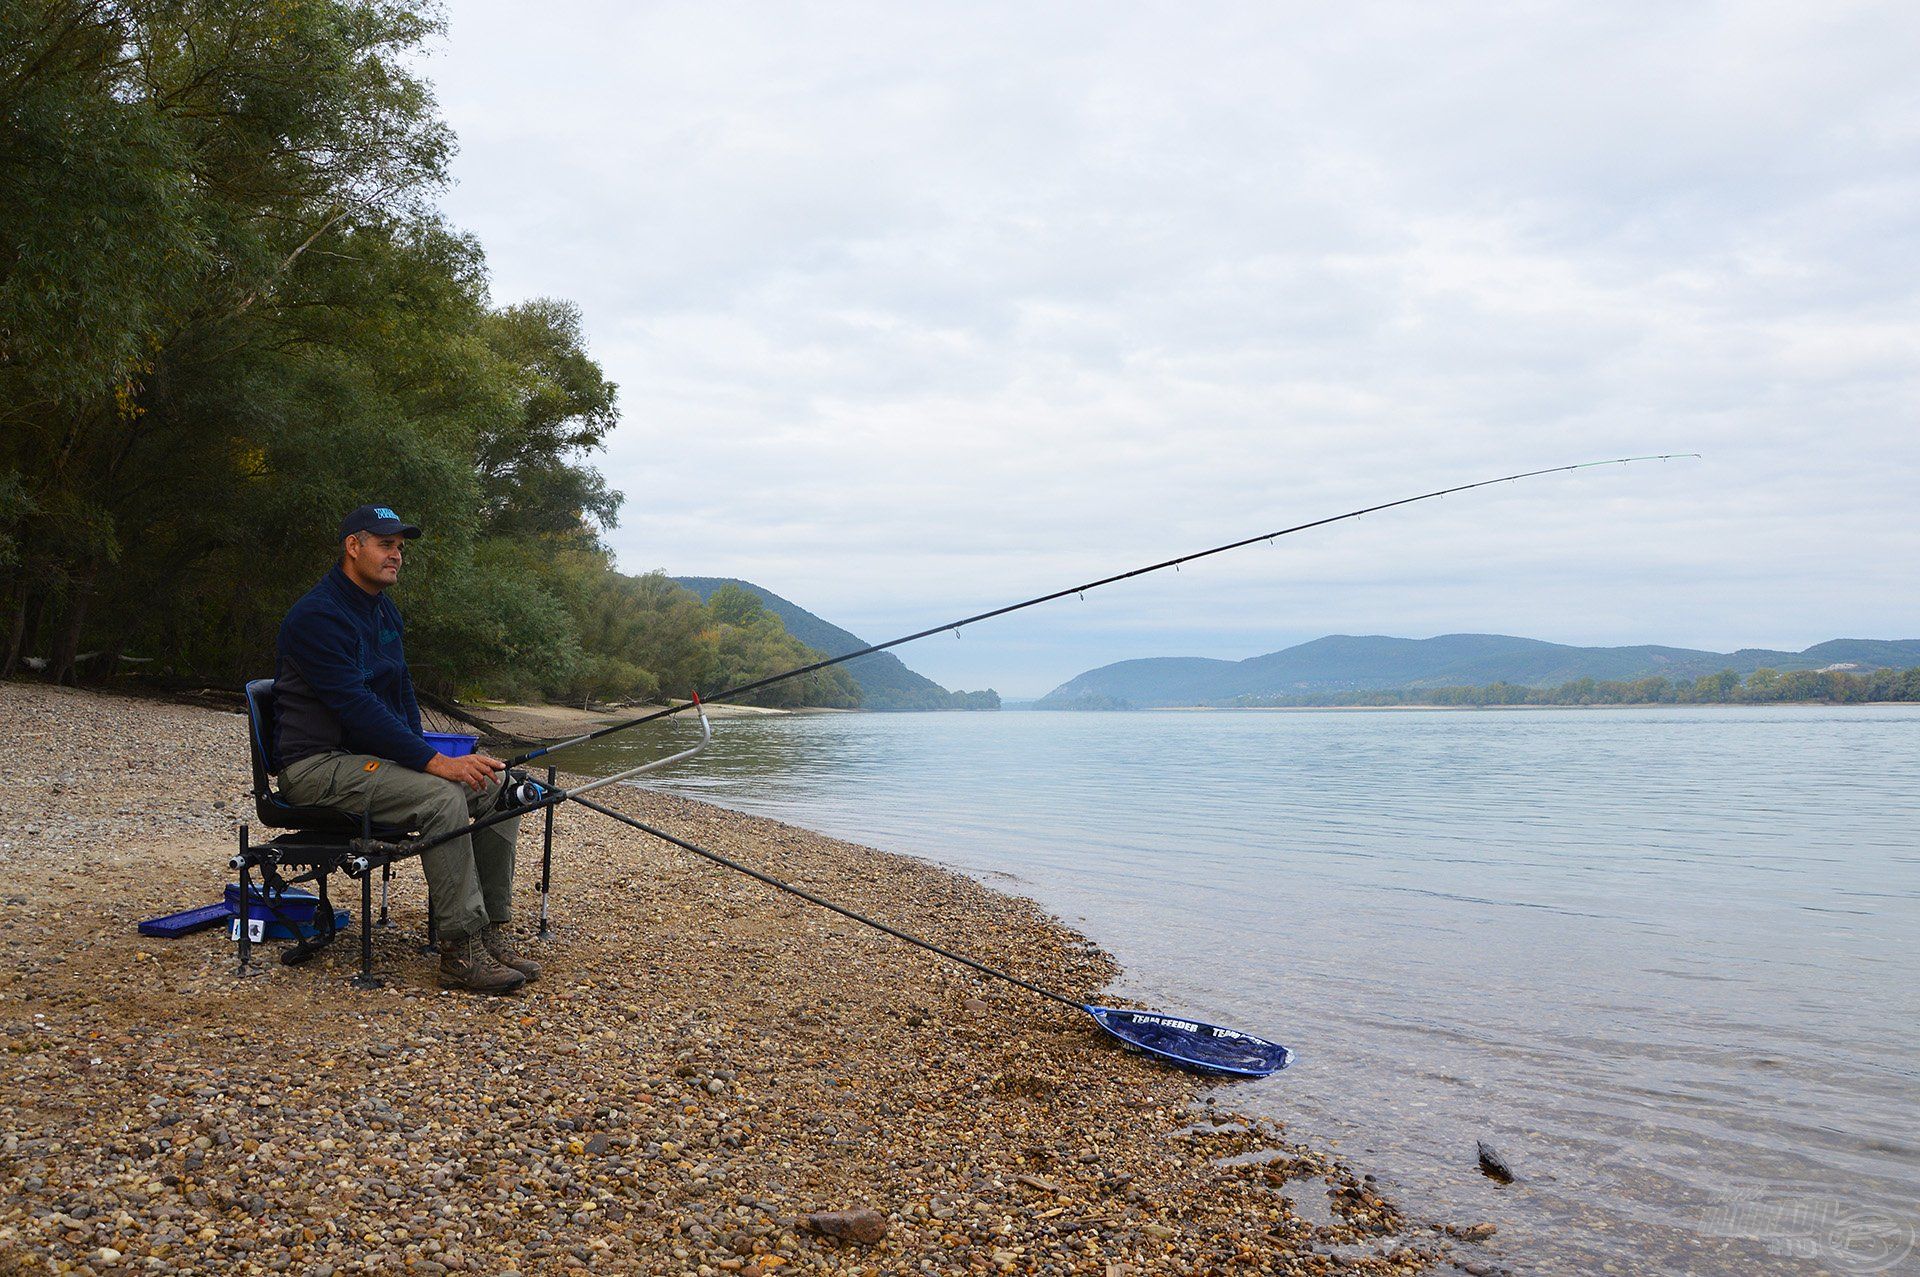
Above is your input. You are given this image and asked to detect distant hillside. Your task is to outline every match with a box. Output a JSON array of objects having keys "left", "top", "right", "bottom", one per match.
[
  {"left": 1036, "top": 634, "right": 1920, "bottom": 708},
  {"left": 674, "top": 577, "right": 996, "bottom": 711}
]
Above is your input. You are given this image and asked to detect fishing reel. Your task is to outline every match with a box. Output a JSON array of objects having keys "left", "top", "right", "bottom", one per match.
[{"left": 497, "top": 769, "right": 559, "bottom": 813}]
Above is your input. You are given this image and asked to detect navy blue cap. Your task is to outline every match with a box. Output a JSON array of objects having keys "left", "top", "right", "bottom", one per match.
[{"left": 338, "top": 504, "right": 422, "bottom": 540}]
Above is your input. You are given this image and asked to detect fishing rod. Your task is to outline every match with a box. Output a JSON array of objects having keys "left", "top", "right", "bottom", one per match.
[
  {"left": 367, "top": 454, "right": 1695, "bottom": 1070},
  {"left": 401, "top": 452, "right": 1697, "bottom": 859},
  {"left": 567, "top": 793, "right": 1293, "bottom": 1077},
  {"left": 506, "top": 453, "right": 1698, "bottom": 768}
]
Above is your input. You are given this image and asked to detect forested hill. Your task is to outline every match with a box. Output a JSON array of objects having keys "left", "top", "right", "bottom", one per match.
[
  {"left": 674, "top": 579, "right": 999, "bottom": 711},
  {"left": 1037, "top": 634, "right": 1920, "bottom": 708}
]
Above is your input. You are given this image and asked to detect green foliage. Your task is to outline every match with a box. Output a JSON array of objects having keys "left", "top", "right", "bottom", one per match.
[
  {"left": 0, "top": 3, "right": 204, "bottom": 415},
  {"left": 0, "top": 0, "right": 875, "bottom": 710},
  {"left": 552, "top": 654, "right": 660, "bottom": 710},
  {"left": 0, "top": 471, "right": 29, "bottom": 570},
  {"left": 548, "top": 562, "right": 713, "bottom": 701},
  {"left": 406, "top": 540, "right": 581, "bottom": 700},
  {"left": 670, "top": 577, "right": 971, "bottom": 710},
  {"left": 0, "top": 0, "right": 474, "bottom": 682},
  {"left": 533, "top": 565, "right": 862, "bottom": 709},
  {"left": 853, "top": 679, "right": 1003, "bottom": 710},
  {"left": 700, "top": 585, "right": 861, "bottom": 708},
  {"left": 1225, "top": 666, "right": 1920, "bottom": 709},
  {"left": 474, "top": 301, "right": 621, "bottom": 540},
  {"left": 1034, "top": 691, "right": 1135, "bottom": 711}
]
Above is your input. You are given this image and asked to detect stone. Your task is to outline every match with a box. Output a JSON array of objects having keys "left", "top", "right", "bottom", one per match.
[
  {"left": 1475, "top": 1141, "right": 1516, "bottom": 1184},
  {"left": 802, "top": 1209, "right": 888, "bottom": 1244}
]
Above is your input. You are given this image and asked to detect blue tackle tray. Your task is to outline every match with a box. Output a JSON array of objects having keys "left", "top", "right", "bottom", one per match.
[{"left": 138, "top": 902, "right": 231, "bottom": 938}]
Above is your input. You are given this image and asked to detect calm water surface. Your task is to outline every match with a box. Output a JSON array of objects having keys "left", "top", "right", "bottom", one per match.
[{"left": 562, "top": 707, "right": 1920, "bottom": 1275}]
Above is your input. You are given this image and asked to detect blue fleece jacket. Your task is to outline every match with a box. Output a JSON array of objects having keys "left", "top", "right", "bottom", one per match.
[{"left": 272, "top": 564, "right": 434, "bottom": 772}]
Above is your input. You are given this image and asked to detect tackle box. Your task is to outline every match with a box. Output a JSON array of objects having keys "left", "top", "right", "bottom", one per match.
[{"left": 222, "top": 884, "right": 351, "bottom": 942}]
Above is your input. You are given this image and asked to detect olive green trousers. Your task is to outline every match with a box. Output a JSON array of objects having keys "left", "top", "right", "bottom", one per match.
[{"left": 277, "top": 751, "right": 520, "bottom": 943}]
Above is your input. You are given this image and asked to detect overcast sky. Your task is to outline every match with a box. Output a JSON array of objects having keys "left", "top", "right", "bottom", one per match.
[{"left": 426, "top": 1, "right": 1920, "bottom": 697}]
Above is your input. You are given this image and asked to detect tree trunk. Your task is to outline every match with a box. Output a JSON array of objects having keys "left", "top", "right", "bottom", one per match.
[
  {"left": 1, "top": 586, "right": 27, "bottom": 679},
  {"left": 49, "top": 573, "right": 95, "bottom": 687},
  {"left": 90, "top": 632, "right": 128, "bottom": 682},
  {"left": 20, "top": 590, "right": 52, "bottom": 672},
  {"left": 414, "top": 688, "right": 510, "bottom": 738}
]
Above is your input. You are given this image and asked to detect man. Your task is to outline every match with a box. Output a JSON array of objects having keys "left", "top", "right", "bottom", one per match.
[{"left": 271, "top": 504, "right": 541, "bottom": 994}]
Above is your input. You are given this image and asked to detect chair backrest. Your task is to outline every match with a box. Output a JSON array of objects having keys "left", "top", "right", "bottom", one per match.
[
  {"left": 241, "top": 677, "right": 410, "bottom": 837},
  {"left": 243, "top": 678, "right": 278, "bottom": 804}
]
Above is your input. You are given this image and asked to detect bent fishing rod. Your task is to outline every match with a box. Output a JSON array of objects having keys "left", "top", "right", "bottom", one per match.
[
  {"left": 394, "top": 452, "right": 1697, "bottom": 860},
  {"left": 508, "top": 453, "right": 1697, "bottom": 764}
]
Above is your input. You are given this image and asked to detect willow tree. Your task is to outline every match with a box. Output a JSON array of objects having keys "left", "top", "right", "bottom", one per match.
[{"left": 0, "top": 0, "right": 452, "bottom": 681}]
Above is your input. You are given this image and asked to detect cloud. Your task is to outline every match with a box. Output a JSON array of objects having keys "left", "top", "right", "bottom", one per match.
[{"left": 427, "top": 0, "right": 1920, "bottom": 695}]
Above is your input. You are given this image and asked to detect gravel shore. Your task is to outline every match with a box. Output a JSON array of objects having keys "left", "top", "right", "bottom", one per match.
[{"left": 0, "top": 683, "right": 1469, "bottom": 1276}]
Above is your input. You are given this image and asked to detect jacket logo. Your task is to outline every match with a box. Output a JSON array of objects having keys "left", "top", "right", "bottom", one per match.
[{"left": 379, "top": 626, "right": 399, "bottom": 645}]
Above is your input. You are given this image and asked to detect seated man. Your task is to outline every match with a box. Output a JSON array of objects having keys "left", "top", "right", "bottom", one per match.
[{"left": 271, "top": 504, "right": 541, "bottom": 995}]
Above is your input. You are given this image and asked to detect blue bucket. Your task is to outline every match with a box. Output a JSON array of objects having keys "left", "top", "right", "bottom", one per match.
[{"left": 423, "top": 730, "right": 477, "bottom": 757}]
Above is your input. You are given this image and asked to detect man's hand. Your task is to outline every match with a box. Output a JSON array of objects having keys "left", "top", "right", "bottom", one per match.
[{"left": 426, "top": 751, "right": 506, "bottom": 792}]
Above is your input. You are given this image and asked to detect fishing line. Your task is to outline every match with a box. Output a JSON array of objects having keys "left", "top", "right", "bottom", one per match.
[
  {"left": 406, "top": 454, "right": 1698, "bottom": 859},
  {"left": 568, "top": 793, "right": 1293, "bottom": 1076}
]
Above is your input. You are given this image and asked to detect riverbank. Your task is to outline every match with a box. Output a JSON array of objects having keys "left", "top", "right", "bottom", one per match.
[
  {"left": 452, "top": 699, "right": 813, "bottom": 743},
  {"left": 0, "top": 683, "right": 1480, "bottom": 1276}
]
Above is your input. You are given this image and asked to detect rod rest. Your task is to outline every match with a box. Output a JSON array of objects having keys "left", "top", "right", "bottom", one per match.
[
  {"left": 346, "top": 837, "right": 412, "bottom": 877},
  {"left": 229, "top": 845, "right": 280, "bottom": 871}
]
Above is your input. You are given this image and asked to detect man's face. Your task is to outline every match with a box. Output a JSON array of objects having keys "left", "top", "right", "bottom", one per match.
[{"left": 346, "top": 532, "right": 406, "bottom": 589}]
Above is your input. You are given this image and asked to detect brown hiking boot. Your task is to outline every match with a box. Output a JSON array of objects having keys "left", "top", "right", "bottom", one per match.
[
  {"left": 481, "top": 923, "right": 542, "bottom": 982},
  {"left": 439, "top": 932, "right": 526, "bottom": 994}
]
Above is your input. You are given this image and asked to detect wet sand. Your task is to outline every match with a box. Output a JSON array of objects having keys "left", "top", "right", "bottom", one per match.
[{"left": 0, "top": 683, "right": 1486, "bottom": 1275}]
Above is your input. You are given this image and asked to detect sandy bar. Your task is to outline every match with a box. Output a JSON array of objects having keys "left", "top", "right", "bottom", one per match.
[
  {"left": 0, "top": 684, "right": 1473, "bottom": 1276},
  {"left": 438, "top": 700, "right": 852, "bottom": 746}
]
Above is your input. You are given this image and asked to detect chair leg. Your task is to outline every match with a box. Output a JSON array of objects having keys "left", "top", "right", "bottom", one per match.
[
  {"left": 378, "top": 861, "right": 391, "bottom": 927},
  {"left": 315, "top": 870, "right": 334, "bottom": 939},
  {"left": 234, "top": 827, "right": 260, "bottom": 977},
  {"left": 538, "top": 765, "right": 556, "bottom": 937},
  {"left": 351, "top": 867, "right": 381, "bottom": 990}
]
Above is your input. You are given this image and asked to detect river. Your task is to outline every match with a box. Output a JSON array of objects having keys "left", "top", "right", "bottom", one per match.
[{"left": 558, "top": 705, "right": 1920, "bottom": 1275}]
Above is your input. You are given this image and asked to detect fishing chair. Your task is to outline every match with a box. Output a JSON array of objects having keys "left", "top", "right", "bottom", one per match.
[
  {"left": 236, "top": 678, "right": 426, "bottom": 988},
  {"left": 236, "top": 680, "right": 565, "bottom": 989}
]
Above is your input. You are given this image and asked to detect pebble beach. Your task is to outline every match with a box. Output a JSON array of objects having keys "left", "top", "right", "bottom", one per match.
[{"left": 0, "top": 683, "right": 1485, "bottom": 1276}]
